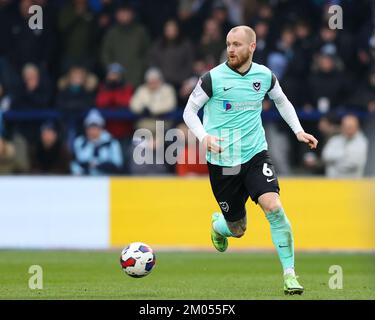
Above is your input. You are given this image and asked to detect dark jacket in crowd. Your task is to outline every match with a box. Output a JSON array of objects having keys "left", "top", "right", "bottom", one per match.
[
  {"left": 149, "top": 38, "right": 194, "bottom": 87},
  {"left": 7, "top": 8, "right": 56, "bottom": 71},
  {"left": 58, "top": 2, "right": 96, "bottom": 66},
  {"left": 30, "top": 139, "right": 71, "bottom": 174},
  {"left": 11, "top": 81, "right": 51, "bottom": 110},
  {"left": 56, "top": 86, "right": 94, "bottom": 113},
  {"left": 306, "top": 70, "right": 348, "bottom": 109},
  {"left": 101, "top": 23, "right": 150, "bottom": 86}
]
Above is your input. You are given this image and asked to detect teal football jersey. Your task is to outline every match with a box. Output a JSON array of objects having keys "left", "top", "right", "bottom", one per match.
[{"left": 201, "top": 61, "right": 274, "bottom": 166}]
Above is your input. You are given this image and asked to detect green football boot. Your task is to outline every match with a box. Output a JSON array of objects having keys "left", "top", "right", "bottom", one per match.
[
  {"left": 211, "top": 213, "right": 228, "bottom": 252},
  {"left": 284, "top": 274, "right": 304, "bottom": 295}
]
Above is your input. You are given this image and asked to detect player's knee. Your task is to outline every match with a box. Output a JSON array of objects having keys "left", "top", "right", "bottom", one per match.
[{"left": 263, "top": 201, "right": 282, "bottom": 214}]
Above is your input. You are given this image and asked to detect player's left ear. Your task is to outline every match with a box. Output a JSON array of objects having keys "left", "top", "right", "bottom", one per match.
[{"left": 249, "top": 42, "right": 256, "bottom": 53}]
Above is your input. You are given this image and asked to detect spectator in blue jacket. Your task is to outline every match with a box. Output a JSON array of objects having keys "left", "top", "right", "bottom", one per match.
[{"left": 71, "top": 109, "right": 123, "bottom": 175}]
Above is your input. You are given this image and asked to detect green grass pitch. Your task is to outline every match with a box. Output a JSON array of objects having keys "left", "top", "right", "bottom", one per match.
[{"left": 0, "top": 250, "right": 374, "bottom": 300}]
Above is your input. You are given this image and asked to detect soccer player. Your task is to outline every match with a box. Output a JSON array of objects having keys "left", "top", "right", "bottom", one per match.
[{"left": 183, "top": 26, "right": 318, "bottom": 295}]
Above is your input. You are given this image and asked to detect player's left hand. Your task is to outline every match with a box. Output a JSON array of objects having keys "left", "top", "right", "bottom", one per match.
[{"left": 296, "top": 131, "right": 318, "bottom": 149}]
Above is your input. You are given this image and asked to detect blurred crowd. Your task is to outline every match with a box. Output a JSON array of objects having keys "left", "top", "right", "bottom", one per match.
[{"left": 0, "top": 0, "right": 374, "bottom": 177}]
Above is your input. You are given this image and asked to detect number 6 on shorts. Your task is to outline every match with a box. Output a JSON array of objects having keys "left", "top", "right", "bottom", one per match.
[{"left": 262, "top": 163, "right": 273, "bottom": 177}]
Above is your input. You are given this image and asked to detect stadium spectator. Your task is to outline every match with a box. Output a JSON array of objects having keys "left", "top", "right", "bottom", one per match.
[
  {"left": 11, "top": 63, "right": 51, "bottom": 110},
  {"left": 56, "top": 65, "right": 97, "bottom": 115},
  {"left": 0, "top": 0, "right": 13, "bottom": 61},
  {"left": 7, "top": 0, "right": 56, "bottom": 72},
  {"left": 267, "top": 26, "right": 296, "bottom": 81},
  {"left": 282, "top": 20, "right": 314, "bottom": 107},
  {"left": 149, "top": 19, "right": 194, "bottom": 90},
  {"left": 252, "top": 19, "right": 271, "bottom": 66},
  {"left": 58, "top": 0, "right": 96, "bottom": 69},
  {"left": 302, "top": 114, "right": 341, "bottom": 175},
  {"left": 130, "top": 68, "right": 177, "bottom": 131},
  {"left": 350, "top": 66, "right": 375, "bottom": 113},
  {"left": 179, "top": 57, "right": 209, "bottom": 106},
  {"left": 0, "top": 133, "right": 29, "bottom": 174},
  {"left": 351, "top": 67, "right": 375, "bottom": 176},
  {"left": 305, "top": 52, "right": 348, "bottom": 113},
  {"left": 222, "top": 0, "right": 243, "bottom": 26},
  {"left": 71, "top": 109, "right": 123, "bottom": 175},
  {"left": 177, "top": 0, "right": 212, "bottom": 42},
  {"left": 210, "top": 0, "right": 234, "bottom": 38},
  {"left": 101, "top": 4, "right": 150, "bottom": 86},
  {"left": 175, "top": 122, "right": 208, "bottom": 176},
  {"left": 247, "top": 2, "right": 277, "bottom": 43},
  {"left": 322, "top": 114, "right": 368, "bottom": 178},
  {"left": 137, "top": 0, "right": 178, "bottom": 39},
  {"left": 294, "top": 20, "right": 314, "bottom": 71},
  {"left": 128, "top": 133, "right": 170, "bottom": 176},
  {"left": 92, "top": 0, "right": 117, "bottom": 45},
  {"left": 356, "top": 30, "right": 375, "bottom": 77},
  {"left": 198, "top": 18, "right": 226, "bottom": 67},
  {"left": 0, "top": 136, "right": 17, "bottom": 174},
  {"left": 96, "top": 63, "right": 134, "bottom": 139},
  {"left": 29, "top": 121, "right": 70, "bottom": 174},
  {"left": 313, "top": 25, "right": 354, "bottom": 71},
  {"left": 0, "top": 82, "right": 11, "bottom": 112}
]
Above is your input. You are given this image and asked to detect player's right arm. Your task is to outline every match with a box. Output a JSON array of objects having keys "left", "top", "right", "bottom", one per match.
[{"left": 183, "top": 73, "right": 223, "bottom": 153}]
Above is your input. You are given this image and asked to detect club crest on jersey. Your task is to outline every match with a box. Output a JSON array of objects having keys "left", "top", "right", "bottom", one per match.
[{"left": 253, "top": 81, "right": 261, "bottom": 91}]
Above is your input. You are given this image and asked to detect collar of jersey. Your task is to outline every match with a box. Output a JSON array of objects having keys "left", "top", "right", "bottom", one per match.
[{"left": 225, "top": 61, "right": 252, "bottom": 76}]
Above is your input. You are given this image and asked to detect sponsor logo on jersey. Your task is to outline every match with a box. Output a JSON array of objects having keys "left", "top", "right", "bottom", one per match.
[
  {"left": 222, "top": 100, "right": 260, "bottom": 111},
  {"left": 223, "top": 100, "right": 232, "bottom": 111},
  {"left": 223, "top": 86, "right": 234, "bottom": 91}
]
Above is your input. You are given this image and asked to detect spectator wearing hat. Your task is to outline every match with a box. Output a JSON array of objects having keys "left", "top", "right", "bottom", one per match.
[
  {"left": 96, "top": 63, "right": 134, "bottom": 139},
  {"left": 130, "top": 68, "right": 177, "bottom": 132},
  {"left": 71, "top": 109, "right": 123, "bottom": 175},
  {"left": 29, "top": 121, "right": 71, "bottom": 174}
]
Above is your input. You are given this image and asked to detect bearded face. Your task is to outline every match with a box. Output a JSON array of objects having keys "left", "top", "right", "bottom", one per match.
[
  {"left": 227, "top": 49, "right": 251, "bottom": 69},
  {"left": 226, "top": 29, "right": 255, "bottom": 70}
]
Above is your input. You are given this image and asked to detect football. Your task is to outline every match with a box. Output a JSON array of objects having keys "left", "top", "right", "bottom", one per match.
[{"left": 120, "top": 242, "right": 156, "bottom": 278}]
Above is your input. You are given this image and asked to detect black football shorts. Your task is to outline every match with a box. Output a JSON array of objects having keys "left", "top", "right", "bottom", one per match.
[{"left": 207, "top": 150, "right": 280, "bottom": 222}]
